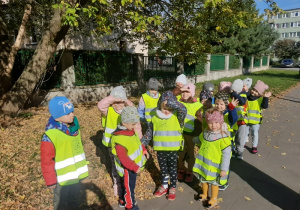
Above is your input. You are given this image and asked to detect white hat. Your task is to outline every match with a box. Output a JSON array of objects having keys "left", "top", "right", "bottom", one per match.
[
  {"left": 110, "top": 86, "right": 127, "bottom": 100},
  {"left": 243, "top": 78, "right": 253, "bottom": 89},
  {"left": 175, "top": 74, "right": 187, "bottom": 85},
  {"left": 231, "top": 79, "right": 244, "bottom": 94}
]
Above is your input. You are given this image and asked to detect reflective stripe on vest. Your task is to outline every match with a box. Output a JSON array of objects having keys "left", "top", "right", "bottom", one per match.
[
  {"left": 152, "top": 113, "right": 183, "bottom": 151},
  {"left": 142, "top": 93, "right": 160, "bottom": 122},
  {"left": 247, "top": 98, "right": 263, "bottom": 124},
  {"left": 193, "top": 133, "right": 231, "bottom": 185},
  {"left": 111, "top": 133, "right": 146, "bottom": 177},
  {"left": 45, "top": 129, "right": 89, "bottom": 186},
  {"left": 102, "top": 107, "right": 121, "bottom": 147},
  {"left": 180, "top": 101, "right": 202, "bottom": 133}
]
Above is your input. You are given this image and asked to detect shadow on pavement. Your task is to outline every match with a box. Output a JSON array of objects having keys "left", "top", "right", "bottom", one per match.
[
  {"left": 231, "top": 158, "right": 300, "bottom": 209},
  {"left": 275, "top": 96, "right": 300, "bottom": 103}
]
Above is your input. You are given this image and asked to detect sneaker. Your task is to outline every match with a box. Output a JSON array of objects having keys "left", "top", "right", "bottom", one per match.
[
  {"left": 177, "top": 170, "right": 185, "bottom": 181},
  {"left": 252, "top": 147, "right": 258, "bottom": 154},
  {"left": 219, "top": 183, "right": 229, "bottom": 191},
  {"left": 168, "top": 187, "right": 176, "bottom": 201},
  {"left": 154, "top": 186, "right": 168, "bottom": 197},
  {"left": 119, "top": 199, "right": 126, "bottom": 208},
  {"left": 184, "top": 172, "right": 193, "bottom": 183},
  {"left": 126, "top": 205, "right": 139, "bottom": 210},
  {"left": 236, "top": 152, "right": 243, "bottom": 160}
]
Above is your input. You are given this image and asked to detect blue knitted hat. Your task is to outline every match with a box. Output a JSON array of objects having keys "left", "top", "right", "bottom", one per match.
[{"left": 48, "top": 96, "right": 74, "bottom": 119}]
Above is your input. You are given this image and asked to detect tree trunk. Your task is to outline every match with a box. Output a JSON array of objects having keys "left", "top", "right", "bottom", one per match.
[
  {"left": 0, "top": 1, "right": 33, "bottom": 96},
  {"left": 0, "top": 7, "right": 69, "bottom": 114}
]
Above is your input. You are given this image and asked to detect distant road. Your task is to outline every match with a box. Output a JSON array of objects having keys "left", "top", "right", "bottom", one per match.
[{"left": 270, "top": 67, "right": 300, "bottom": 71}]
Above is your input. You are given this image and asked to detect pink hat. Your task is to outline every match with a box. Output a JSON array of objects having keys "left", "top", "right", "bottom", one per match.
[
  {"left": 181, "top": 83, "right": 196, "bottom": 97},
  {"left": 218, "top": 81, "right": 232, "bottom": 93},
  {"left": 205, "top": 110, "right": 224, "bottom": 124},
  {"left": 253, "top": 80, "right": 269, "bottom": 95}
]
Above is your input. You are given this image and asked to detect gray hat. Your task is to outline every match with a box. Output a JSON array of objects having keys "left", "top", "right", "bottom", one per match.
[
  {"left": 121, "top": 106, "right": 140, "bottom": 124},
  {"left": 231, "top": 79, "right": 243, "bottom": 94},
  {"left": 243, "top": 78, "right": 253, "bottom": 89},
  {"left": 203, "top": 82, "right": 214, "bottom": 92},
  {"left": 110, "top": 86, "right": 127, "bottom": 100},
  {"left": 148, "top": 78, "right": 159, "bottom": 90}
]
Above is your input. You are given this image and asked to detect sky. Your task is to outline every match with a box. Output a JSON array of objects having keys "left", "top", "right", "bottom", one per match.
[{"left": 255, "top": 0, "right": 300, "bottom": 14}]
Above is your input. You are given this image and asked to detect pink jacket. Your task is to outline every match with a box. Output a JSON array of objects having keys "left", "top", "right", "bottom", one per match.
[{"left": 97, "top": 95, "right": 143, "bottom": 139}]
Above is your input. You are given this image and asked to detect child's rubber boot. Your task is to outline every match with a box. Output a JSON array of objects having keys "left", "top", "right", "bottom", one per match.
[
  {"left": 252, "top": 147, "right": 258, "bottom": 154},
  {"left": 207, "top": 185, "right": 219, "bottom": 209},
  {"left": 184, "top": 172, "right": 193, "bottom": 183}
]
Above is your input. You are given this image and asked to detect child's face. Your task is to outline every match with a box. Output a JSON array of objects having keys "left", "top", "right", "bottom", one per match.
[
  {"left": 207, "top": 120, "right": 221, "bottom": 132},
  {"left": 215, "top": 99, "right": 226, "bottom": 112},
  {"left": 123, "top": 122, "right": 137, "bottom": 131},
  {"left": 161, "top": 100, "right": 173, "bottom": 116},
  {"left": 181, "top": 91, "right": 191, "bottom": 100},
  {"left": 112, "top": 101, "right": 125, "bottom": 111},
  {"left": 55, "top": 112, "right": 75, "bottom": 124},
  {"left": 251, "top": 88, "right": 261, "bottom": 97},
  {"left": 149, "top": 90, "right": 158, "bottom": 97},
  {"left": 243, "top": 84, "right": 249, "bottom": 92},
  {"left": 176, "top": 82, "right": 184, "bottom": 89}
]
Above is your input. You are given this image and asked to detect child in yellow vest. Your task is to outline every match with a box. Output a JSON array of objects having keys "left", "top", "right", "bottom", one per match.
[
  {"left": 193, "top": 108, "right": 231, "bottom": 209},
  {"left": 41, "top": 96, "right": 89, "bottom": 209},
  {"left": 246, "top": 80, "right": 271, "bottom": 154},
  {"left": 111, "top": 107, "right": 149, "bottom": 210},
  {"left": 138, "top": 78, "right": 160, "bottom": 133},
  {"left": 141, "top": 91, "right": 187, "bottom": 201},
  {"left": 97, "top": 86, "right": 142, "bottom": 197},
  {"left": 177, "top": 83, "right": 202, "bottom": 182}
]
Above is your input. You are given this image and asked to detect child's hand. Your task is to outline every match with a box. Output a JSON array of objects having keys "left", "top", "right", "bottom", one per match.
[
  {"left": 230, "top": 97, "right": 239, "bottom": 107},
  {"left": 264, "top": 92, "right": 272, "bottom": 98},
  {"left": 136, "top": 168, "right": 141, "bottom": 174},
  {"left": 145, "top": 151, "right": 150, "bottom": 159},
  {"left": 220, "top": 170, "right": 227, "bottom": 177}
]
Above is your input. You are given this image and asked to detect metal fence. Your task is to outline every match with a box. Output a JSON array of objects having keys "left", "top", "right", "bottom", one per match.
[
  {"left": 13, "top": 50, "right": 60, "bottom": 89},
  {"left": 73, "top": 51, "right": 136, "bottom": 85},
  {"left": 253, "top": 58, "right": 261, "bottom": 67},
  {"left": 262, "top": 56, "right": 268, "bottom": 66},
  {"left": 243, "top": 56, "right": 252, "bottom": 68},
  {"left": 184, "top": 61, "right": 205, "bottom": 76},
  {"left": 210, "top": 55, "right": 225, "bottom": 71},
  {"left": 143, "top": 56, "right": 177, "bottom": 80}
]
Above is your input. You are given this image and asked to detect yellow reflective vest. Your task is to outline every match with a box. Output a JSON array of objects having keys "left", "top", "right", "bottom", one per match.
[
  {"left": 193, "top": 132, "right": 231, "bottom": 185},
  {"left": 142, "top": 93, "right": 160, "bottom": 122},
  {"left": 111, "top": 133, "right": 146, "bottom": 177},
  {"left": 247, "top": 97, "right": 263, "bottom": 125},
  {"left": 152, "top": 113, "right": 183, "bottom": 151},
  {"left": 102, "top": 107, "right": 121, "bottom": 147},
  {"left": 179, "top": 101, "right": 202, "bottom": 133},
  {"left": 45, "top": 129, "right": 89, "bottom": 186},
  {"left": 235, "top": 93, "right": 248, "bottom": 123}
]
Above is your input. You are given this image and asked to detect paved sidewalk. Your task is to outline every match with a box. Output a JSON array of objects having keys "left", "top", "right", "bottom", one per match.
[{"left": 113, "top": 84, "right": 300, "bottom": 210}]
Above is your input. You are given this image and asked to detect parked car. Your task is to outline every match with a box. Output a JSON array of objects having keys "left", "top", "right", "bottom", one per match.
[{"left": 280, "top": 59, "right": 295, "bottom": 67}]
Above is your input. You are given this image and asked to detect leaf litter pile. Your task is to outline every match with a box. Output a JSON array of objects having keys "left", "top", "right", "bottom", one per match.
[{"left": 0, "top": 101, "right": 162, "bottom": 209}]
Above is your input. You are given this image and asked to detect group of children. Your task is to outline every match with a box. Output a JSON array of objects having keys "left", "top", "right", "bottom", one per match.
[{"left": 41, "top": 74, "right": 271, "bottom": 210}]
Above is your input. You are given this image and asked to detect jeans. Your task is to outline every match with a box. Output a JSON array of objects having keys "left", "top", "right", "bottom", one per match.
[
  {"left": 235, "top": 124, "right": 250, "bottom": 154},
  {"left": 249, "top": 124, "right": 260, "bottom": 148}
]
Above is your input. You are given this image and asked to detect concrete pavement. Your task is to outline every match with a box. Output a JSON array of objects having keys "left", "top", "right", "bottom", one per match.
[{"left": 113, "top": 83, "right": 300, "bottom": 210}]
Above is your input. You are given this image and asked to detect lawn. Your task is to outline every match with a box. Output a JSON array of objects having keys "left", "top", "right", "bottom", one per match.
[{"left": 0, "top": 69, "right": 299, "bottom": 209}]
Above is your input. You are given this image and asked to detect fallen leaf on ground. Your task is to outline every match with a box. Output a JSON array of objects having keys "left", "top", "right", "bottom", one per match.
[
  {"left": 217, "top": 197, "right": 223, "bottom": 202},
  {"left": 244, "top": 196, "right": 251, "bottom": 201},
  {"left": 257, "top": 154, "right": 261, "bottom": 157},
  {"left": 281, "top": 166, "right": 286, "bottom": 169},
  {"left": 266, "top": 143, "right": 270, "bottom": 145},
  {"left": 178, "top": 186, "right": 184, "bottom": 192},
  {"left": 190, "top": 201, "right": 193, "bottom": 204},
  {"left": 273, "top": 145, "right": 279, "bottom": 149},
  {"left": 291, "top": 133, "right": 294, "bottom": 135},
  {"left": 281, "top": 153, "right": 286, "bottom": 155}
]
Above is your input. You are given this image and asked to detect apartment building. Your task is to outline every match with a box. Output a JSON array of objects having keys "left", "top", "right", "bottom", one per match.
[{"left": 268, "top": 8, "right": 300, "bottom": 41}]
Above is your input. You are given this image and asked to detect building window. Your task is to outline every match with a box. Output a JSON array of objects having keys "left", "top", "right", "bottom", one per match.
[
  {"left": 283, "top": 13, "right": 289, "bottom": 18},
  {"left": 291, "top": 22, "right": 294, "bottom": 27},
  {"left": 295, "top": 11, "right": 299, "bottom": 17},
  {"left": 290, "top": 32, "right": 294, "bottom": 37},
  {"left": 285, "top": 33, "right": 289, "bottom": 37},
  {"left": 297, "top": 32, "right": 300, "bottom": 37},
  {"left": 282, "top": 23, "right": 287, "bottom": 28},
  {"left": 276, "top": 24, "right": 279, "bottom": 28},
  {"left": 281, "top": 33, "right": 285, "bottom": 38},
  {"left": 298, "top": 22, "right": 300, "bottom": 27}
]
